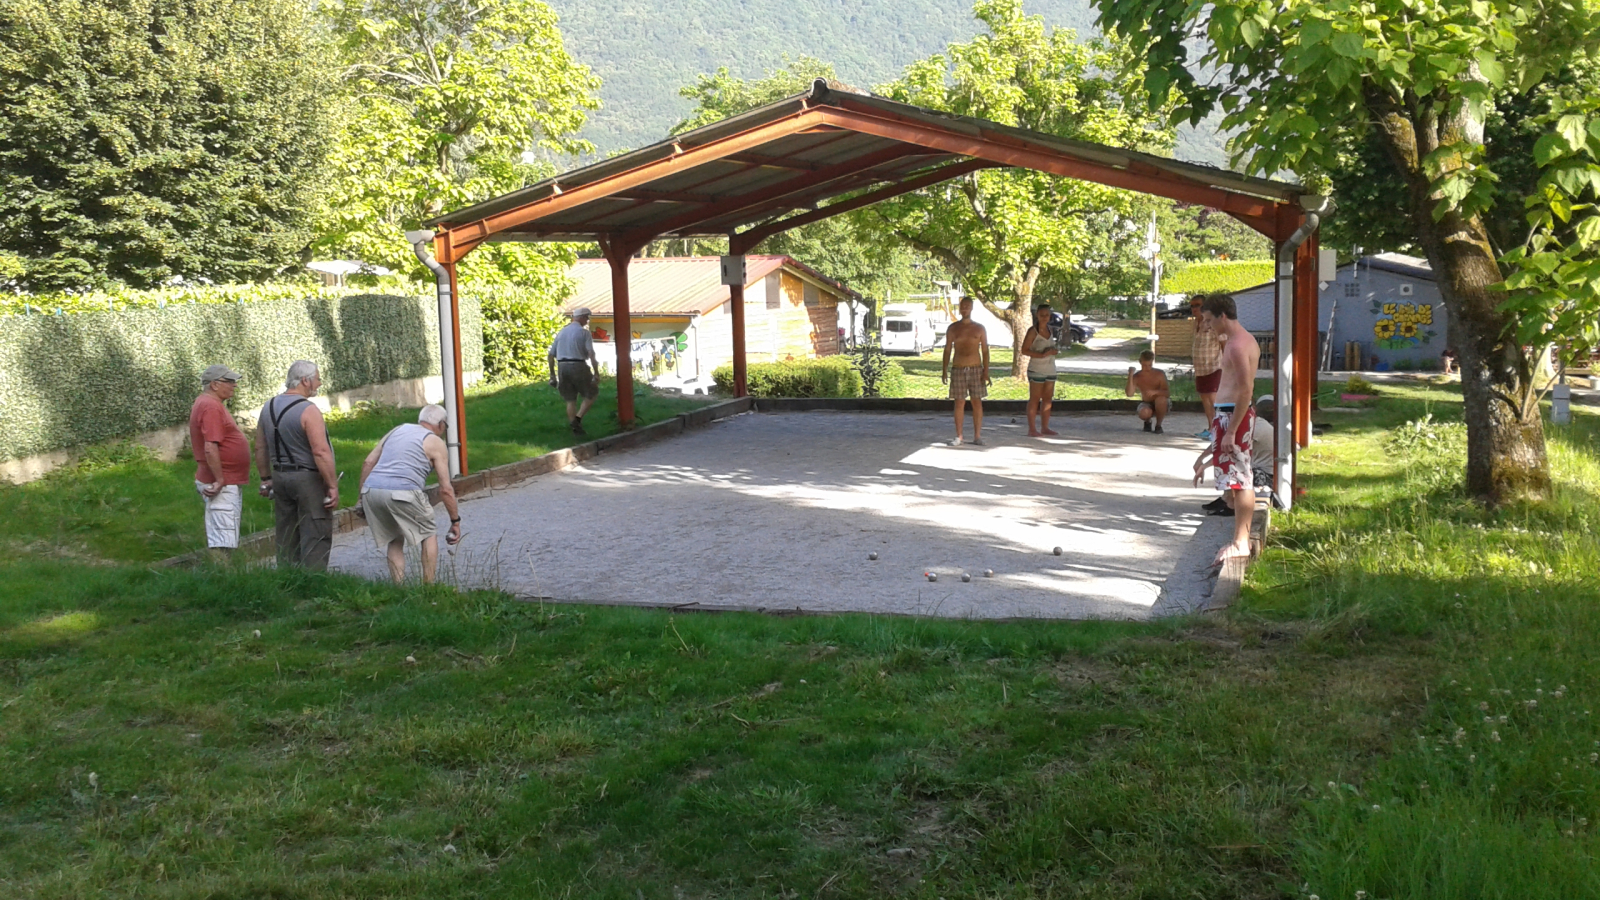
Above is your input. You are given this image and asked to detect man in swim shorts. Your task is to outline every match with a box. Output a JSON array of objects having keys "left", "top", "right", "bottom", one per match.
[
  {"left": 941, "top": 296, "right": 991, "bottom": 446},
  {"left": 1189, "top": 294, "right": 1259, "bottom": 564},
  {"left": 1125, "top": 349, "right": 1170, "bottom": 433}
]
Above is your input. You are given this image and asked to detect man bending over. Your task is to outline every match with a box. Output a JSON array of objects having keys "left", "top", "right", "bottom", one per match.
[
  {"left": 941, "top": 297, "right": 990, "bottom": 446},
  {"left": 1192, "top": 294, "right": 1259, "bottom": 563},
  {"left": 1125, "top": 350, "right": 1170, "bottom": 434}
]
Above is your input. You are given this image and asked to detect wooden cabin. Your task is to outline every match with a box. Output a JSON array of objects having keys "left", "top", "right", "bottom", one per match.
[{"left": 564, "top": 255, "right": 858, "bottom": 391}]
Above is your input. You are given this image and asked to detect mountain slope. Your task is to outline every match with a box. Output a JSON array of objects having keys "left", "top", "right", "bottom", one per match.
[{"left": 548, "top": 0, "right": 1227, "bottom": 165}]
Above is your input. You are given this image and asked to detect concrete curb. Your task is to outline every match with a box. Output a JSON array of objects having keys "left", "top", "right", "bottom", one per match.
[
  {"left": 155, "top": 396, "right": 755, "bottom": 569},
  {"left": 753, "top": 397, "right": 1206, "bottom": 414},
  {"left": 1204, "top": 502, "right": 1270, "bottom": 612}
]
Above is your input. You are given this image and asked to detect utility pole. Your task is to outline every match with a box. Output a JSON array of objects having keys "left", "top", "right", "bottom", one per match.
[{"left": 1137, "top": 213, "right": 1162, "bottom": 340}]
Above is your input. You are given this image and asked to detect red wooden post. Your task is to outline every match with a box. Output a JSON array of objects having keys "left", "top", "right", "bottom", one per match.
[
  {"left": 1293, "top": 232, "right": 1319, "bottom": 449},
  {"left": 729, "top": 281, "right": 748, "bottom": 397},
  {"left": 605, "top": 246, "right": 636, "bottom": 428}
]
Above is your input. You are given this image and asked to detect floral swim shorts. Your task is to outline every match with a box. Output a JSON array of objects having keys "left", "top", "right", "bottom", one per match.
[{"left": 1212, "top": 405, "right": 1256, "bottom": 492}]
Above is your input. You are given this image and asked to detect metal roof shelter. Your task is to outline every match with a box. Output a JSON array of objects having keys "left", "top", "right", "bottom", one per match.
[{"left": 417, "top": 79, "right": 1327, "bottom": 506}]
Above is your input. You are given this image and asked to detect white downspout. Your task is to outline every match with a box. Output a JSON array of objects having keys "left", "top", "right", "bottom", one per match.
[
  {"left": 407, "top": 229, "right": 462, "bottom": 477},
  {"left": 1274, "top": 196, "right": 1333, "bottom": 511}
]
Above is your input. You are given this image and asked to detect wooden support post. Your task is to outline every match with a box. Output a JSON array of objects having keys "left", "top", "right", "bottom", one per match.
[
  {"left": 730, "top": 279, "right": 748, "bottom": 397},
  {"left": 605, "top": 246, "right": 636, "bottom": 428},
  {"left": 1293, "top": 231, "right": 1319, "bottom": 449}
]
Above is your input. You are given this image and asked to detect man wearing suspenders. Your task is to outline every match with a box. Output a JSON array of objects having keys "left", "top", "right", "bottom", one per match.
[{"left": 254, "top": 360, "right": 339, "bottom": 571}]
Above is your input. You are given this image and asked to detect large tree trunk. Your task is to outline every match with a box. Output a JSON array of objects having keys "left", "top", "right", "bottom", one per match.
[{"left": 1370, "top": 96, "right": 1550, "bottom": 504}]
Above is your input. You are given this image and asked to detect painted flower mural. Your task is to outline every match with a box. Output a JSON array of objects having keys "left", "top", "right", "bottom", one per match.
[{"left": 1371, "top": 302, "right": 1437, "bottom": 349}]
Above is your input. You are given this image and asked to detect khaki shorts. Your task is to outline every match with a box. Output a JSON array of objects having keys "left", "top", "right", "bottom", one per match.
[
  {"left": 363, "top": 488, "right": 438, "bottom": 549},
  {"left": 558, "top": 361, "right": 598, "bottom": 401},
  {"left": 195, "top": 482, "right": 242, "bottom": 549}
]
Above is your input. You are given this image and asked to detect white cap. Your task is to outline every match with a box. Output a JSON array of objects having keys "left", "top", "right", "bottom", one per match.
[{"left": 571, "top": 307, "right": 592, "bottom": 319}]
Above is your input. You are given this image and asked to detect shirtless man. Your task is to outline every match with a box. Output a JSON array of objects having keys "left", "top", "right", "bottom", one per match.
[
  {"left": 941, "top": 297, "right": 991, "bottom": 446},
  {"left": 1191, "top": 294, "right": 1259, "bottom": 563},
  {"left": 1125, "top": 350, "right": 1170, "bottom": 434}
]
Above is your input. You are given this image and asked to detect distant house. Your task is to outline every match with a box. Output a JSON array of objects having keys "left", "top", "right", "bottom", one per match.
[
  {"left": 565, "top": 255, "right": 857, "bottom": 390},
  {"left": 1230, "top": 253, "right": 1448, "bottom": 371}
]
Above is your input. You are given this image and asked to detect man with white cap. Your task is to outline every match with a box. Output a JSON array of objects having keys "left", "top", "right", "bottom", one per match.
[
  {"left": 357, "top": 404, "right": 462, "bottom": 584},
  {"left": 189, "top": 364, "right": 251, "bottom": 561},
  {"left": 548, "top": 307, "right": 600, "bottom": 436}
]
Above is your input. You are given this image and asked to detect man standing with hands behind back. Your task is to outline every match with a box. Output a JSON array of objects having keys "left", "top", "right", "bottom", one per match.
[
  {"left": 941, "top": 297, "right": 991, "bottom": 446},
  {"left": 256, "top": 360, "right": 339, "bottom": 571},
  {"left": 189, "top": 364, "right": 251, "bottom": 562},
  {"left": 1192, "top": 295, "right": 1259, "bottom": 564}
]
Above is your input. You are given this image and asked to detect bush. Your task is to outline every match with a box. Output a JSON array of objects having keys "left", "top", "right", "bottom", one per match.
[
  {"left": 712, "top": 356, "right": 862, "bottom": 397},
  {"left": 0, "top": 292, "right": 481, "bottom": 461},
  {"left": 473, "top": 285, "right": 568, "bottom": 382},
  {"left": 847, "top": 331, "right": 907, "bottom": 397},
  {"left": 1165, "top": 260, "right": 1276, "bottom": 295}
]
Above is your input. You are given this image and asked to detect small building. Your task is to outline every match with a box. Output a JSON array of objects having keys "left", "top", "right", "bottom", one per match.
[
  {"left": 1229, "top": 253, "right": 1448, "bottom": 371},
  {"left": 565, "top": 255, "right": 856, "bottom": 390}
]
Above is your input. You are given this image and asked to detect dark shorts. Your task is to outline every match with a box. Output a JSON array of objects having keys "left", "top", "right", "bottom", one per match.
[
  {"left": 557, "top": 361, "right": 598, "bottom": 401},
  {"left": 1027, "top": 373, "right": 1057, "bottom": 383},
  {"left": 1195, "top": 369, "right": 1222, "bottom": 394}
]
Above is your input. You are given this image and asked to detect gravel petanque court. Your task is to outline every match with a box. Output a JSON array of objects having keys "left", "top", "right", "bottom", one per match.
[{"left": 330, "top": 410, "right": 1237, "bottom": 619}]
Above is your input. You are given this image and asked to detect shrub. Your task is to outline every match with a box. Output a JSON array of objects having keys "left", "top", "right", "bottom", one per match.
[
  {"left": 0, "top": 292, "right": 481, "bottom": 461},
  {"left": 712, "top": 357, "right": 863, "bottom": 397},
  {"left": 1345, "top": 375, "right": 1378, "bottom": 395},
  {"left": 848, "top": 331, "right": 907, "bottom": 397},
  {"left": 473, "top": 285, "right": 568, "bottom": 382},
  {"left": 1395, "top": 357, "right": 1416, "bottom": 371},
  {"left": 1165, "top": 260, "right": 1276, "bottom": 295}
]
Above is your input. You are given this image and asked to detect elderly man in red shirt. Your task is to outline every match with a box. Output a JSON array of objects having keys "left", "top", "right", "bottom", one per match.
[{"left": 189, "top": 364, "right": 252, "bottom": 562}]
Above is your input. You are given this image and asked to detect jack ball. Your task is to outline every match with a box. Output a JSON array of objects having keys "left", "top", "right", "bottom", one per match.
[
  {"left": 983, "top": 569, "right": 994, "bottom": 578},
  {"left": 868, "top": 551, "right": 878, "bottom": 560}
]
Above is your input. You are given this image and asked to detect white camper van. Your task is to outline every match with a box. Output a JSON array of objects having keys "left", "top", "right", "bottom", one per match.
[{"left": 880, "top": 302, "right": 937, "bottom": 355}]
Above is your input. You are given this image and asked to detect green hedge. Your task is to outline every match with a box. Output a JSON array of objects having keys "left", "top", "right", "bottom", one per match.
[
  {"left": 0, "top": 293, "right": 481, "bottom": 461},
  {"left": 712, "top": 357, "right": 863, "bottom": 397},
  {"left": 0, "top": 281, "right": 365, "bottom": 316},
  {"left": 1165, "top": 260, "right": 1276, "bottom": 295}
]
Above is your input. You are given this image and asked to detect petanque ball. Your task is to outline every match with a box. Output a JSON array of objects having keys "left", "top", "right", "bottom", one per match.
[
  {"left": 927, "top": 573, "right": 938, "bottom": 582},
  {"left": 984, "top": 569, "right": 995, "bottom": 578},
  {"left": 869, "top": 551, "right": 878, "bottom": 560},
  {"left": 1052, "top": 546, "right": 1062, "bottom": 556},
  {"left": 961, "top": 573, "right": 971, "bottom": 583}
]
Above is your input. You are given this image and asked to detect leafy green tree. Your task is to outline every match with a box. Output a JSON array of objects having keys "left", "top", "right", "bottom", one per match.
[
  {"left": 315, "top": 0, "right": 600, "bottom": 286},
  {"left": 671, "top": 58, "right": 940, "bottom": 304},
  {"left": 0, "top": 0, "right": 334, "bottom": 290},
  {"left": 865, "top": 0, "right": 1172, "bottom": 376},
  {"left": 1095, "top": 0, "right": 1600, "bottom": 503}
]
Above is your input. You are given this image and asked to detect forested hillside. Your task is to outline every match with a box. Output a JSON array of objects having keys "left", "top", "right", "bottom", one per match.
[{"left": 547, "top": 0, "right": 1227, "bottom": 164}]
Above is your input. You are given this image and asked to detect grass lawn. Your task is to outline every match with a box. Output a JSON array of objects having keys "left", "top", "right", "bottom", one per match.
[
  {"left": 3, "top": 382, "right": 1598, "bottom": 897},
  {"left": 0, "top": 379, "right": 710, "bottom": 565},
  {"left": 891, "top": 348, "right": 1270, "bottom": 402}
]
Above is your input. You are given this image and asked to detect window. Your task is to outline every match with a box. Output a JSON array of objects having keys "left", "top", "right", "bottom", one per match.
[
  {"left": 1344, "top": 282, "right": 1360, "bottom": 298},
  {"left": 765, "top": 273, "right": 781, "bottom": 310},
  {"left": 803, "top": 283, "right": 820, "bottom": 307},
  {"left": 885, "top": 320, "right": 913, "bottom": 332}
]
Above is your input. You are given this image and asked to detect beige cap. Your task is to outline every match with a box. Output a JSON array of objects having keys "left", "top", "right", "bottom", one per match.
[{"left": 201, "top": 364, "right": 242, "bottom": 385}]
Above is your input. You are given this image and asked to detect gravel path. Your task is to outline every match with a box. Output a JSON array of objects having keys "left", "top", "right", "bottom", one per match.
[{"left": 331, "top": 410, "right": 1233, "bottom": 619}]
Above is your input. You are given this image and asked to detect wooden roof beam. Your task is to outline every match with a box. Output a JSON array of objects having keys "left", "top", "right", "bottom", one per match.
[
  {"left": 729, "top": 158, "right": 998, "bottom": 254},
  {"left": 436, "top": 109, "right": 826, "bottom": 262}
]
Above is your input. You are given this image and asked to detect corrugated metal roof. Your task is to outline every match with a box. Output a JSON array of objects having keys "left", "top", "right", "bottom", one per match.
[{"left": 564, "top": 255, "right": 855, "bottom": 317}]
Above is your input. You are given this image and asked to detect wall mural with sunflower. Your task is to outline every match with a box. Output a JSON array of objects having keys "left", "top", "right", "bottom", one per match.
[{"left": 1370, "top": 301, "right": 1438, "bottom": 350}]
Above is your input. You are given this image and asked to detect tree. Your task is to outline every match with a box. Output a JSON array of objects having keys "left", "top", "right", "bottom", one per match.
[
  {"left": 1094, "top": 0, "right": 1600, "bottom": 503},
  {"left": 315, "top": 0, "right": 600, "bottom": 285},
  {"left": 671, "top": 59, "right": 941, "bottom": 303},
  {"left": 863, "top": 0, "right": 1173, "bottom": 376},
  {"left": 0, "top": 0, "right": 334, "bottom": 290}
]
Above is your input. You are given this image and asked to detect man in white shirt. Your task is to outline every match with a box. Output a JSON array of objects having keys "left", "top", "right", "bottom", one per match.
[{"left": 547, "top": 307, "right": 600, "bottom": 436}]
